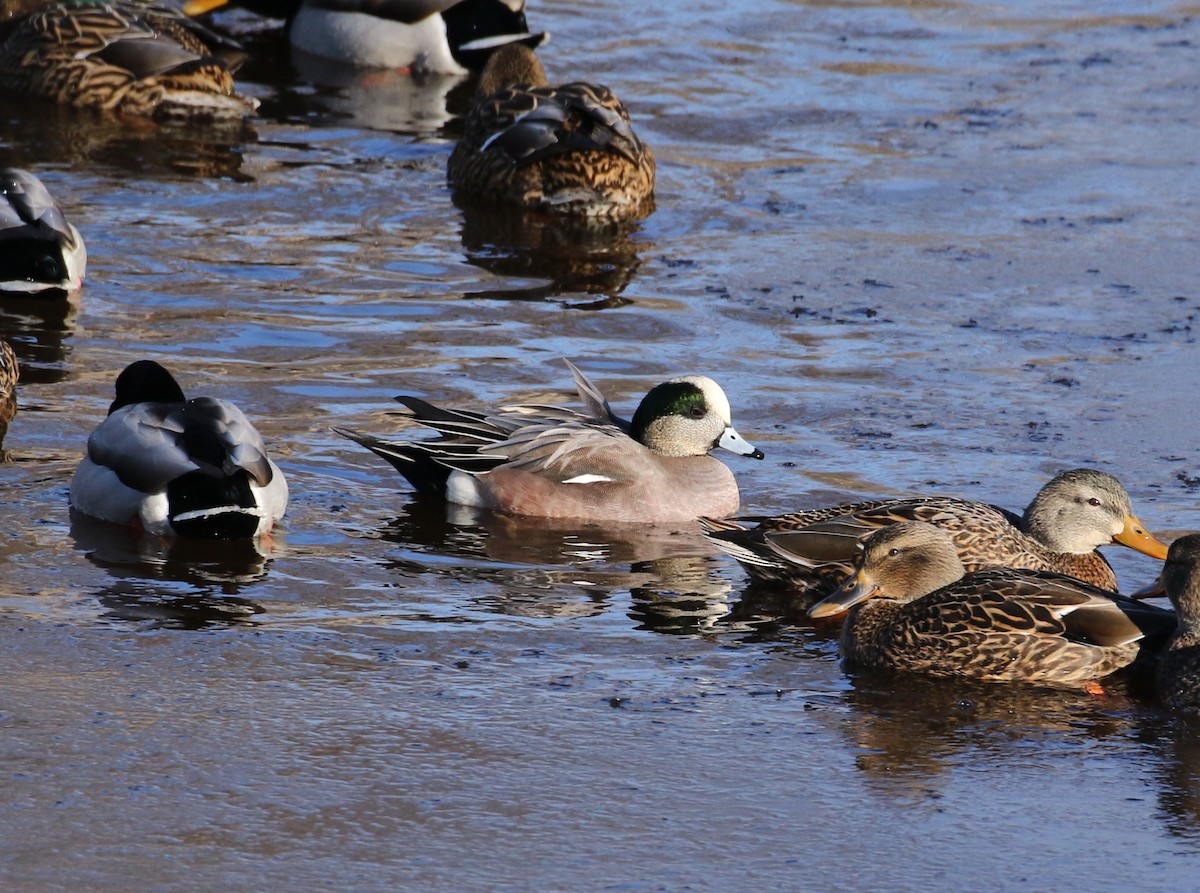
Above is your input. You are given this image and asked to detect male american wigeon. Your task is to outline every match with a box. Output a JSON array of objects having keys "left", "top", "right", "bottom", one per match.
[{"left": 335, "top": 360, "right": 763, "bottom": 523}]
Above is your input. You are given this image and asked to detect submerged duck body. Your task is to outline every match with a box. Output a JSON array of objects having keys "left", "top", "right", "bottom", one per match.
[
  {"left": 704, "top": 469, "right": 1169, "bottom": 596},
  {"left": 0, "top": 1, "right": 258, "bottom": 119},
  {"left": 70, "top": 360, "right": 288, "bottom": 538},
  {"left": 184, "top": 0, "right": 547, "bottom": 73},
  {"left": 0, "top": 167, "right": 86, "bottom": 295},
  {"left": 809, "top": 522, "right": 1176, "bottom": 689},
  {"left": 335, "top": 359, "right": 763, "bottom": 523},
  {"left": 448, "top": 44, "right": 655, "bottom": 218}
]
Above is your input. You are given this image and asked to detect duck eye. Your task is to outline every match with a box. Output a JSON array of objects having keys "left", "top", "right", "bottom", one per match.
[
  {"left": 888, "top": 548, "right": 900, "bottom": 557},
  {"left": 688, "top": 405, "right": 706, "bottom": 419},
  {"left": 1087, "top": 497, "right": 1102, "bottom": 507}
]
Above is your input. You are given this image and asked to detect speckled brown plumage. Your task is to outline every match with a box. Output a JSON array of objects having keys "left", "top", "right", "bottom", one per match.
[
  {"left": 0, "top": 1, "right": 258, "bottom": 119},
  {"left": 0, "top": 340, "right": 18, "bottom": 458},
  {"left": 1156, "top": 534, "right": 1200, "bottom": 714},
  {"left": 811, "top": 522, "right": 1176, "bottom": 689},
  {"left": 703, "top": 469, "right": 1168, "bottom": 599},
  {"left": 448, "top": 44, "right": 654, "bottom": 219}
]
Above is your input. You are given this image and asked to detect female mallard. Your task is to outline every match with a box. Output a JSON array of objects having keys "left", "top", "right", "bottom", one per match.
[
  {"left": 0, "top": 1, "right": 258, "bottom": 119},
  {"left": 447, "top": 44, "right": 655, "bottom": 218},
  {"left": 183, "top": 0, "right": 547, "bottom": 74},
  {"left": 0, "top": 167, "right": 86, "bottom": 295},
  {"left": 703, "top": 469, "right": 1168, "bottom": 596},
  {"left": 70, "top": 360, "right": 288, "bottom": 538},
  {"left": 0, "top": 339, "right": 16, "bottom": 457},
  {"left": 1153, "top": 534, "right": 1200, "bottom": 714},
  {"left": 334, "top": 359, "right": 763, "bottom": 523},
  {"left": 808, "top": 521, "right": 1176, "bottom": 688}
]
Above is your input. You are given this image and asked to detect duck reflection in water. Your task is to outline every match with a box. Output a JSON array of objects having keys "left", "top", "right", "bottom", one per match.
[
  {"left": 376, "top": 495, "right": 733, "bottom": 627},
  {"left": 456, "top": 201, "right": 650, "bottom": 305},
  {"left": 70, "top": 511, "right": 273, "bottom": 626}
]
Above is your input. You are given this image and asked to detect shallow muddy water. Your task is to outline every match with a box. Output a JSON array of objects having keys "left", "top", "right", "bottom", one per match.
[{"left": 2, "top": 0, "right": 1200, "bottom": 889}]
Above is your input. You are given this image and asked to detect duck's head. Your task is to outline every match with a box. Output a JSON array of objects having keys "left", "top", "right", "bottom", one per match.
[
  {"left": 474, "top": 42, "right": 547, "bottom": 96},
  {"left": 1156, "top": 534, "right": 1200, "bottom": 619},
  {"left": 630, "top": 375, "right": 763, "bottom": 461},
  {"left": 1021, "top": 468, "right": 1168, "bottom": 559},
  {"left": 110, "top": 361, "right": 187, "bottom": 414},
  {"left": 809, "top": 521, "right": 966, "bottom": 619}
]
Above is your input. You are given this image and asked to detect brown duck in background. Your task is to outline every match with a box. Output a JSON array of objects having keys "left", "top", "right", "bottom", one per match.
[
  {"left": 1152, "top": 534, "right": 1200, "bottom": 714},
  {"left": 0, "top": 339, "right": 16, "bottom": 459},
  {"left": 0, "top": 0, "right": 258, "bottom": 120},
  {"left": 703, "top": 469, "right": 1169, "bottom": 598},
  {"left": 448, "top": 44, "right": 655, "bottom": 219},
  {"left": 808, "top": 521, "right": 1176, "bottom": 690}
]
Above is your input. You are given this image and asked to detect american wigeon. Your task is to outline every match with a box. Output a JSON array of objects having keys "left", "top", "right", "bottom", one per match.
[
  {"left": 0, "top": 1, "right": 258, "bottom": 119},
  {"left": 183, "top": 0, "right": 547, "bottom": 73},
  {"left": 703, "top": 469, "right": 1168, "bottom": 597},
  {"left": 0, "top": 168, "right": 86, "bottom": 295},
  {"left": 808, "top": 521, "right": 1175, "bottom": 689},
  {"left": 1153, "top": 534, "right": 1200, "bottom": 714},
  {"left": 70, "top": 361, "right": 288, "bottom": 538},
  {"left": 447, "top": 44, "right": 655, "bottom": 218},
  {"left": 335, "top": 360, "right": 763, "bottom": 523}
]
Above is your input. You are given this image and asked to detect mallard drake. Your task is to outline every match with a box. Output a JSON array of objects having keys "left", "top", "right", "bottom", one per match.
[
  {"left": 183, "top": 0, "right": 547, "bottom": 73},
  {"left": 1152, "top": 534, "right": 1200, "bottom": 714},
  {"left": 703, "top": 469, "right": 1168, "bottom": 596},
  {"left": 334, "top": 359, "right": 763, "bottom": 523},
  {"left": 0, "top": 339, "right": 16, "bottom": 456},
  {"left": 0, "top": 167, "right": 86, "bottom": 295},
  {"left": 0, "top": 1, "right": 258, "bottom": 119},
  {"left": 447, "top": 44, "right": 655, "bottom": 218},
  {"left": 808, "top": 521, "right": 1176, "bottom": 688},
  {"left": 70, "top": 360, "right": 288, "bottom": 538}
]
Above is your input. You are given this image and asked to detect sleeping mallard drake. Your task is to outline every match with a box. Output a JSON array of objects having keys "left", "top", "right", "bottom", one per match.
[
  {"left": 334, "top": 359, "right": 762, "bottom": 523},
  {"left": 1152, "top": 534, "right": 1200, "bottom": 714},
  {"left": 447, "top": 44, "right": 655, "bottom": 218},
  {"left": 702, "top": 469, "right": 1168, "bottom": 597},
  {"left": 0, "top": 1, "right": 258, "bottom": 119},
  {"left": 70, "top": 360, "right": 288, "bottom": 538},
  {"left": 183, "top": 0, "right": 547, "bottom": 73},
  {"left": 808, "top": 521, "right": 1176, "bottom": 689},
  {"left": 0, "top": 167, "right": 86, "bottom": 295}
]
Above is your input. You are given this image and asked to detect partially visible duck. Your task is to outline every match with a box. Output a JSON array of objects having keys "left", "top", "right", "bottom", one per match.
[
  {"left": 703, "top": 469, "right": 1169, "bottom": 596},
  {"left": 1154, "top": 534, "right": 1200, "bottom": 714},
  {"left": 808, "top": 521, "right": 1176, "bottom": 689},
  {"left": 0, "top": 1, "right": 258, "bottom": 119},
  {"left": 334, "top": 359, "right": 763, "bottom": 523},
  {"left": 70, "top": 360, "right": 288, "bottom": 538},
  {"left": 448, "top": 44, "right": 655, "bottom": 218},
  {"left": 183, "top": 0, "right": 547, "bottom": 74},
  {"left": 0, "top": 339, "right": 16, "bottom": 457},
  {"left": 0, "top": 168, "right": 86, "bottom": 295}
]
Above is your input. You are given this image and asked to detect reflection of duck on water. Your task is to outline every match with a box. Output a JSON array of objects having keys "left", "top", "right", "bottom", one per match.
[
  {"left": 71, "top": 513, "right": 273, "bottom": 626},
  {"left": 0, "top": 167, "right": 86, "bottom": 297}
]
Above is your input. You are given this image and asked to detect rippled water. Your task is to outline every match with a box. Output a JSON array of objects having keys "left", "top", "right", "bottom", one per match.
[{"left": 3, "top": 0, "right": 1200, "bottom": 889}]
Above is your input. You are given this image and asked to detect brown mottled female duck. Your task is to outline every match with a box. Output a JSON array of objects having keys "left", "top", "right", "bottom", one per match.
[
  {"left": 0, "top": 339, "right": 17, "bottom": 458},
  {"left": 1154, "top": 534, "right": 1200, "bottom": 714},
  {"left": 334, "top": 359, "right": 763, "bottom": 524},
  {"left": 0, "top": 0, "right": 258, "bottom": 119},
  {"left": 447, "top": 44, "right": 655, "bottom": 219},
  {"left": 808, "top": 521, "right": 1176, "bottom": 689},
  {"left": 703, "top": 469, "right": 1168, "bottom": 597}
]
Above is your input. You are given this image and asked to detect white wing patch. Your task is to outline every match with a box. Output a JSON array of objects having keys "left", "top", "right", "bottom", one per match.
[{"left": 561, "top": 473, "right": 614, "bottom": 485}]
